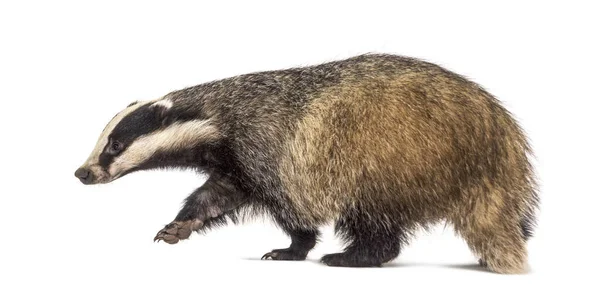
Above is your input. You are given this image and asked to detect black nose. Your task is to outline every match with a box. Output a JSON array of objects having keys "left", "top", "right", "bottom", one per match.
[{"left": 74, "top": 168, "right": 94, "bottom": 184}]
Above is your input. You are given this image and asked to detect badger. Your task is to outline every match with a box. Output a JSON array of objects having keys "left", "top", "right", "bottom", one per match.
[{"left": 75, "top": 54, "right": 537, "bottom": 273}]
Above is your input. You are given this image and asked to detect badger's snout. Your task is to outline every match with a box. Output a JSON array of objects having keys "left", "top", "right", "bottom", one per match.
[{"left": 74, "top": 167, "right": 95, "bottom": 184}]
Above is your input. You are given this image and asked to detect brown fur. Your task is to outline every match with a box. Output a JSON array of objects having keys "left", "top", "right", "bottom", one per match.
[{"left": 277, "top": 56, "right": 537, "bottom": 273}]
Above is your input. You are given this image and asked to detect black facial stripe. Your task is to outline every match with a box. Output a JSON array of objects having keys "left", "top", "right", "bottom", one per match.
[
  {"left": 98, "top": 152, "right": 114, "bottom": 168},
  {"left": 97, "top": 101, "right": 207, "bottom": 170},
  {"left": 111, "top": 104, "right": 164, "bottom": 144},
  {"left": 95, "top": 104, "right": 165, "bottom": 169}
]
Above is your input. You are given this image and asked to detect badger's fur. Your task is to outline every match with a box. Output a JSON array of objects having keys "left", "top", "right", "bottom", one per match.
[{"left": 75, "top": 54, "right": 538, "bottom": 273}]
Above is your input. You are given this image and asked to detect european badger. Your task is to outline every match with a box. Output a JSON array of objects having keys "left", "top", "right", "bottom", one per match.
[{"left": 75, "top": 54, "right": 537, "bottom": 273}]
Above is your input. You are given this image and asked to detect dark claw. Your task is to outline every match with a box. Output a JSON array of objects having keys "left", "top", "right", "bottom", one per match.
[
  {"left": 154, "top": 233, "right": 167, "bottom": 243},
  {"left": 261, "top": 252, "right": 277, "bottom": 260}
]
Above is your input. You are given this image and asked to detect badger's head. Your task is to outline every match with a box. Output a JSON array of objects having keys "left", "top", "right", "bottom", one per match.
[{"left": 74, "top": 99, "right": 219, "bottom": 185}]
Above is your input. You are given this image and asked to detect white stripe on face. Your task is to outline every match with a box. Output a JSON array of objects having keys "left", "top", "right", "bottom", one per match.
[
  {"left": 82, "top": 100, "right": 157, "bottom": 168},
  {"left": 108, "top": 119, "right": 219, "bottom": 179}
]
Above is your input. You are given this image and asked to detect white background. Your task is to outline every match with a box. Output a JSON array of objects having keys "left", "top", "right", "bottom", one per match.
[{"left": 1, "top": 1, "right": 598, "bottom": 305}]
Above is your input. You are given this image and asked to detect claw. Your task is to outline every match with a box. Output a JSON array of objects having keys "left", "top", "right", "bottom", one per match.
[
  {"left": 261, "top": 252, "right": 277, "bottom": 260},
  {"left": 154, "top": 231, "right": 164, "bottom": 242}
]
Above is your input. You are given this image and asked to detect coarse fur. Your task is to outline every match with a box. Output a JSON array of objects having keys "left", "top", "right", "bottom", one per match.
[{"left": 76, "top": 53, "right": 538, "bottom": 273}]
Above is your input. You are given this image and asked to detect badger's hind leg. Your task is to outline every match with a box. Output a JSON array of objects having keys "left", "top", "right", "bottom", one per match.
[
  {"left": 478, "top": 211, "right": 536, "bottom": 269},
  {"left": 321, "top": 206, "right": 406, "bottom": 267},
  {"left": 262, "top": 228, "right": 319, "bottom": 261},
  {"left": 460, "top": 222, "right": 526, "bottom": 274},
  {"left": 455, "top": 193, "right": 530, "bottom": 274}
]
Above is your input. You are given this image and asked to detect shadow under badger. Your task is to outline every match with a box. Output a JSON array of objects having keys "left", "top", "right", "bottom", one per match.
[{"left": 75, "top": 54, "right": 538, "bottom": 273}]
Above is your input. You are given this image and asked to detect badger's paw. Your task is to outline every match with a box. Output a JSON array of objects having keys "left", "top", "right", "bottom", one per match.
[
  {"left": 153, "top": 219, "right": 203, "bottom": 244},
  {"left": 261, "top": 248, "right": 308, "bottom": 261}
]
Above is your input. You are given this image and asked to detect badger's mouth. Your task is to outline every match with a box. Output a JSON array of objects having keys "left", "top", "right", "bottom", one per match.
[
  {"left": 75, "top": 163, "right": 142, "bottom": 185},
  {"left": 74, "top": 164, "right": 112, "bottom": 185}
]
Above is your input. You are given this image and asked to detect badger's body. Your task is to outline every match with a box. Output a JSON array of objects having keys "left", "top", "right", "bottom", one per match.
[{"left": 76, "top": 54, "right": 537, "bottom": 273}]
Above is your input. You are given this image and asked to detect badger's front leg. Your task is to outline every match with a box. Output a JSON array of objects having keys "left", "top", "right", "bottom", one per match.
[{"left": 154, "top": 173, "right": 246, "bottom": 244}]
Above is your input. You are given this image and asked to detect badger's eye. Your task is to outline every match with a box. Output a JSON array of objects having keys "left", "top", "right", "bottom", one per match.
[{"left": 108, "top": 140, "right": 122, "bottom": 154}]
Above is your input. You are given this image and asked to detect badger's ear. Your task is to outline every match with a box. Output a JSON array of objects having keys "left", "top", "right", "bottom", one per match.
[{"left": 150, "top": 100, "right": 174, "bottom": 126}]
